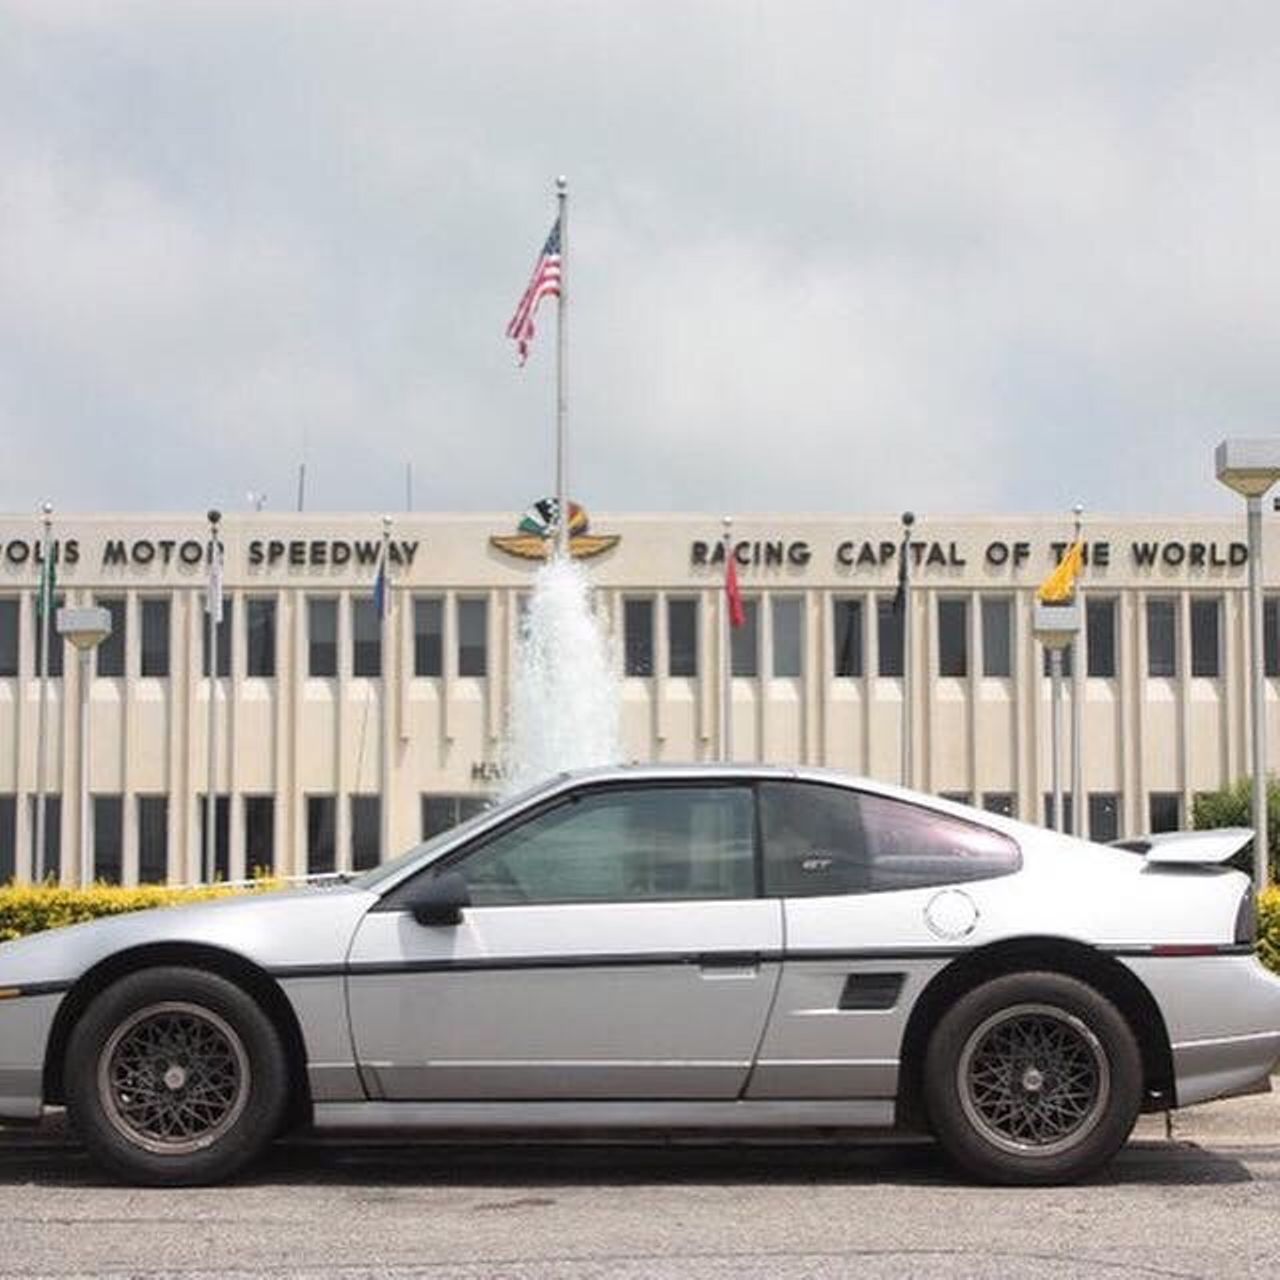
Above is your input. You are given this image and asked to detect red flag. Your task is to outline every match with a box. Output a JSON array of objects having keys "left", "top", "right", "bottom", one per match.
[{"left": 725, "top": 553, "right": 746, "bottom": 628}]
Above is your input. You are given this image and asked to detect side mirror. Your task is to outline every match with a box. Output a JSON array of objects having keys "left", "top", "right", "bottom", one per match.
[{"left": 407, "top": 871, "right": 471, "bottom": 926}]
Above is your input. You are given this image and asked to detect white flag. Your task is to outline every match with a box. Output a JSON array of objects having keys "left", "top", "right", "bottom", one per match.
[{"left": 207, "top": 538, "right": 224, "bottom": 624}]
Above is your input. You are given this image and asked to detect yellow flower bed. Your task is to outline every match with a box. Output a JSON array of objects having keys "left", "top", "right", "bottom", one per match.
[
  {"left": 0, "top": 881, "right": 275, "bottom": 944},
  {"left": 1258, "top": 886, "right": 1280, "bottom": 977}
]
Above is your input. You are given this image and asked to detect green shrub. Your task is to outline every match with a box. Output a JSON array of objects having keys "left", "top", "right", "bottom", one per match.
[
  {"left": 0, "top": 882, "right": 273, "bottom": 944},
  {"left": 1191, "top": 778, "right": 1280, "bottom": 882}
]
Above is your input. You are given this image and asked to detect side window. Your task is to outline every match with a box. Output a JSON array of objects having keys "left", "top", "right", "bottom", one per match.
[
  {"left": 761, "top": 782, "right": 1020, "bottom": 897},
  {"left": 446, "top": 786, "right": 754, "bottom": 906}
]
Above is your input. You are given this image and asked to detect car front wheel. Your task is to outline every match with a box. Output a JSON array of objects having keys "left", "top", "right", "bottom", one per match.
[
  {"left": 65, "top": 967, "right": 288, "bottom": 1185},
  {"left": 923, "top": 971, "right": 1143, "bottom": 1185}
]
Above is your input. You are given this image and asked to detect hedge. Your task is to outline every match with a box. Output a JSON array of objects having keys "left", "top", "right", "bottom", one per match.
[
  {"left": 0, "top": 882, "right": 272, "bottom": 944},
  {"left": 2, "top": 880, "right": 1279, "bottom": 979}
]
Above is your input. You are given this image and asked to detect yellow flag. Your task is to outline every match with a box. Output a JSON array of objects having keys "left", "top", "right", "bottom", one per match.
[{"left": 1038, "top": 540, "right": 1084, "bottom": 603}]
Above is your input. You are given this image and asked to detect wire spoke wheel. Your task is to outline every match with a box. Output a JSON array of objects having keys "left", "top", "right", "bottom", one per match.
[
  {"left": 97, "top": 1001, "right": 251, "bottom": 1156},
  {"left": 957, "top": 1002, "right": 1110, "bottom": 1158}
]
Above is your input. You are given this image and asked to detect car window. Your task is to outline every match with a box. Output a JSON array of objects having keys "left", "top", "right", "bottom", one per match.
[
  {"left": 760, "top": 782, "right": 1019, "bottom": 896},
  {"left": 444, "top": 785, "right": 755, "bottom": 906}
]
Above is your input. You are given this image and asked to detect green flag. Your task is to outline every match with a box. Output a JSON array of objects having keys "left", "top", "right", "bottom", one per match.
[{"left": 37, "top": 554, "right": 56, "bottom": 617}]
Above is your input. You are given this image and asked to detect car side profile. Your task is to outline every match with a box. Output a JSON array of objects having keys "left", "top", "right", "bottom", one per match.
[{"left": 1, "top": 764, "right": 1278, "bottom": 1186}]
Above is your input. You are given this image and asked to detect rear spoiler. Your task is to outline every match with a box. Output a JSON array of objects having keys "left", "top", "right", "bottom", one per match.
[{"left": 1111, "top": 828, "right": 1252, "bottom": 865}]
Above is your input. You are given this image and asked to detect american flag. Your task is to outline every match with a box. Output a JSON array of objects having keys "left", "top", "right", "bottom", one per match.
[{"left": 506, "top": 218, "right": 561, "bottom": 365}]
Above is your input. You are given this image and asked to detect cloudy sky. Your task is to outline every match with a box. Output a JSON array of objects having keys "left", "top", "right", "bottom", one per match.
[{"left": 2, "top": 1, "right": 1277, "bottom": 520}]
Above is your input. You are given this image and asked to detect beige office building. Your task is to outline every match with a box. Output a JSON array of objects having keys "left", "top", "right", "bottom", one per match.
[{"left": 0, "top": 508, "right": 1275, "bottom": 885}]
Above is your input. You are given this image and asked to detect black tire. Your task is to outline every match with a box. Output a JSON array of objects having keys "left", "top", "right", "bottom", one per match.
[
  {"left": 65, "top": 967, "right": 288, "bottom": 1186},
  {"left": 923, "top": 971, "right": 1142, "bottom": 1185}
]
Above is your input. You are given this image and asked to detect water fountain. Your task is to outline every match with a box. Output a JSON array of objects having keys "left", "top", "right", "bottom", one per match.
[{"left": 501, "top": 551, "right": 622, "bottom": 796}]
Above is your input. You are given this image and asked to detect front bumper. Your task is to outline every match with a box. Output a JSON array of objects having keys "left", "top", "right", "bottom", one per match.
[
  {"left": 0, "top": 993, "right": 63, "bottom": 1122},
  {"left": 1122, "top": 954, "right": 1280, "bottom": 1108}
]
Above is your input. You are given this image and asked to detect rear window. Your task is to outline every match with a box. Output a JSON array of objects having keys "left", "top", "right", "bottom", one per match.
[{"left": 760, "top": 782, "right": 1021, "bottom": 896}]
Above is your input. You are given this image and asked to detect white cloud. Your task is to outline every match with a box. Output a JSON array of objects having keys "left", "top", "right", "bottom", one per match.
[{"left": 1, "top": 1, "right": 1277, "bottom": 517}]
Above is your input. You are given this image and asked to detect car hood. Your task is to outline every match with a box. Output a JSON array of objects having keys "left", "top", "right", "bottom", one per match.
[{"left": 0, "top": 885, "right": 377, "bottom": 989}]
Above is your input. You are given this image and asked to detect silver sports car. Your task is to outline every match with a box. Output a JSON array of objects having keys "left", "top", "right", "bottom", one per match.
[{"left": 2, "top": 765, "right": 1278, "bottom": 1186}]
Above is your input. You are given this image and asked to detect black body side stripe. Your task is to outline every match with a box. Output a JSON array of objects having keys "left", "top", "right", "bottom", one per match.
[
  {"left": 1, "top": 980, "right": 74, "bottom": 999},
  {"left": 266, "top": 942, "right": 1254, "bottom": 982}
]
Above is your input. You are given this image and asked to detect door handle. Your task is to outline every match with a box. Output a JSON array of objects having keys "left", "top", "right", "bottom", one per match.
[{"left": 696, "top": 951, "right": 761, "bottom": 977}]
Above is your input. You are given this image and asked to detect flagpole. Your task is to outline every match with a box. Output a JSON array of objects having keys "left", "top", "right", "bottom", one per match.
[
  {"left": 555, "top": 175, "right": 569, "bottom": 559},
  {"left": 900, "top": 511, "right": 915, "bottom": 788},
  {"left": 1070, "top": 503, "right": 1085, "bottom": 837},
  {"left": 379, "top": 514, "right": 392, "bottom": 866},
  {"left": 1051, "top": 646, "right": 1065, "bottom": 832},
  {"left": 205, "top": 509, "right": 222, "bottom": 884},
  {"left": 34, "top": 502, "right": 53, "bottom": 880},
  {"left": 721, "top": 516, "right": 733, "bottom": 762}
]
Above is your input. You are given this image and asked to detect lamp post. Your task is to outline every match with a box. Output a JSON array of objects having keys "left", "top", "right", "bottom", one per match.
[
  {"left": 1215, "top": 440, "right": 1280, "bottom": 889},
  {"left": 1034, "top": 601, "right": 1081, "bottom": 833},
  {"left": 56, "top": 606, "right": 112, "bottom": 887}
]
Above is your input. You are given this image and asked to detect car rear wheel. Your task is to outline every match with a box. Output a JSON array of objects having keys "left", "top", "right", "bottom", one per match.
[
  {"left": 65, "top": 967, "right": 288, "bottom": 1186},
  {"left": 923, "top": 971, "right": 1142, "bottom": 1185}
]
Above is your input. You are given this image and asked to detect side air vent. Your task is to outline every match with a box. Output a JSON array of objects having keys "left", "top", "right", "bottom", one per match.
[{"left": 838, "top": 972, "right": 905, "bottom": 1011}]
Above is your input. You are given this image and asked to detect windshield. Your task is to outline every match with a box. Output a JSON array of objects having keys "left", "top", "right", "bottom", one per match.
[{"left": 350, "top": 774, "right": 568, "bottom": 891}]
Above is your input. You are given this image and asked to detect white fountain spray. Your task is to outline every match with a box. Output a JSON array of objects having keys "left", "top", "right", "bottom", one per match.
[{"left": 501, "top": 552, "right": 622, "bottom": 796}]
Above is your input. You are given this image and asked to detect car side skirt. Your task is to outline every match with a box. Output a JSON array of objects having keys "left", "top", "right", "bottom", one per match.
[{"left": 311, "top": 1099, "right": 897, "bottom": 1132}]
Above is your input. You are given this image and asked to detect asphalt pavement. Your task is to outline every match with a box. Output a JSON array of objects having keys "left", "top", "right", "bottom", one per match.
[{"left": 1, "top": 1088, "right": 1277, "bottom": 1279}]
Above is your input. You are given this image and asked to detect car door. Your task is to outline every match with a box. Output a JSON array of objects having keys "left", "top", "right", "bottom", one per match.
[
  {"left": 347, "top": 782, "right": 783, "bottom": 1101},
  {"left": 747, "top": 781, "right": 1022, "bottom": 1100}
]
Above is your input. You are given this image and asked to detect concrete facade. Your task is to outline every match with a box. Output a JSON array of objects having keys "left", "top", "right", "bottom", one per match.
[{"left": 0, "top": 509, "right": 1275, "bottom": 883}]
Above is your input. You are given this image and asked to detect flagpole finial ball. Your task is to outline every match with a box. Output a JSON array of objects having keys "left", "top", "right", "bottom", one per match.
[
  {"left": 556, "top": 175, "right": 567, "bottom": 192},
  {"left": 382, "top": 514, "right": 393, "bottom": 531},
  {"left": 1073, "top": 503, "right": 1084, "bottom": 517},
  {"left": 207, "top": 509, "right": 221, "bottom": 527},
  {"left": 722, "top": 515, "right": 733, "bottom": 532},
  {"left": 40, "top": 501, "right": 53, "bottom": 516},
  {"left": 902, "top": 511, "right": 915, "bottom": 528}
]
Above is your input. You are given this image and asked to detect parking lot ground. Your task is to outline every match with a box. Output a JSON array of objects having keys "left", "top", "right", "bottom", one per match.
[{"left": 1, "top": 1086, "right": 1277, "bottom": 1280}]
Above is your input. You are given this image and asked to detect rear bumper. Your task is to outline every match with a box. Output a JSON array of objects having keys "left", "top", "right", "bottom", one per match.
[
  {"left": 1121, "top": 954, "right": 1280, "bottom": 1108},
  {"left": 0, "top": 994, "right": 62, "bottom": 1123}
]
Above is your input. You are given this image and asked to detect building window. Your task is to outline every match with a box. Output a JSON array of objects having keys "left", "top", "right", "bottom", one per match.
[
  {"left": 199, "top": 795, "right": 230, "bottom": 881},
  {"left": 244, "top": 796, "right": 275, "bottom": 877},
  {"left": 140, "top": 599, "right": 170, "bottom": 677},
  {"left": 1043, "top": 793, "right": 1075, "bottom": 835},
  {"left": 413, "top": 596, "right": 444, "bottom": 676},
  {"left": 422, "top": 793, "right": 491, "bottom": 839},
  {"left": 731, "top": 599, "right": 759, "bottom": 677},
  {"left": 877, "top": 598, "right": 904, "bottom": 677},
  {"left": 137, "top": 796, "right": 168, "bottom": 884},
  {"left": 0, "top": 795, "right": 15, "bottom": 881},
  {"left": 668, "top": 598, "right": 698, "bottom": 677},
  {"left": 93, "top": 795, "right": 123, "bottom": 884},
  {"left": 352, "top": 598, "right": 381, "bottom": 677},
  {"left": 982, "top": 792, "right": 1015, "bottom": 818},
  {"left": 1086, "top": 598, "right": 1117, "bottom": 678},
  {"left": 939, "top": 791, "right": 972, "bottom": 807},
  {"left": 938, "top": 599, "right": 968, "bottom": 677},
  {"left": 833, "top": 599, "right": 863, "bottom": 678},
  {"left": 624, "top": 598, "right": 654, "bottom": 676},
  {"left": 351, "top": 795, "right": 381, "bottom": 871},
  {"left": 308, "top": 598, "right": 338, "bottom": 677},
  {"left": 772, "top": 597, "right": 803, "bottom": 678},
  {"left": 307, "top": 795, "right": 336, "bottom": 874},
  {"left": 201, "top": 599, "right": 233, "bottom": 678},
  {"left": 28, "top": 795, "right": 60, "bottom": 880},
  {"left": 1089, "top": 793, "right": 1120, "bottom": 843},
  {"left": 95, "top": 597, "right": 126, "bottom": 677},
  {"left": 1149, "top": 792, "right": 1181, "bottom": 833},
  {"left": 981, "top": 597, "right": 1011, "bottom": 678},
  {"left": 1266, "top": 598, "right": 1280, "bottom": 677},
  {"left": 0, "top": 599, "right": 17, "bottom": 677},
  {"left": 33, "top": 594, "right": 66, "bottom": 677},
  {"left": 1190, "top": 598, "right": 1221, "bottom": 678},
  {"left": 1146, "top": 599, "right": 1177, "bottom": 677},
  {"left": 458, "top": 598, "right": 488, "bottom": 677},
  {"left": 246, "top": 598, "right": 277, "bottom": 677}
]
